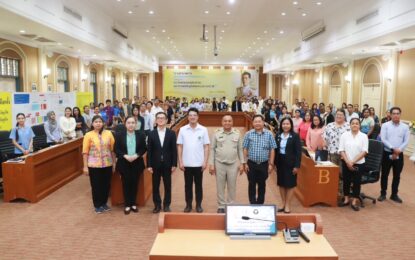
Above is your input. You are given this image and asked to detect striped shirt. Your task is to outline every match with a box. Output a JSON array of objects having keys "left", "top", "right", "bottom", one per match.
[{"left": 243, "top": 129, "right": 277, "bottom": 163}]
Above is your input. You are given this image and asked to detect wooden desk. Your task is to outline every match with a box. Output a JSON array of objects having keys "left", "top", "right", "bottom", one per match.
[
  {"left": 150, "top": 213, "right": 338, "bottom": 260},
  {"left": 295, "top": 153, "right": 339, "bottom": 207},
  {"left": 110, "top": 157, "right": 152, "bottom": 207},
  {"left": 2, "top": 138, "right": 83, "bottom": 203}
]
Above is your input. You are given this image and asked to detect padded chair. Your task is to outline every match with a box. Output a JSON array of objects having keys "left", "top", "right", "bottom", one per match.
[
  {"left": 0, "top": 130, "right": 14, "bottom": 193},
  {"left": 31, "top": 124, "right": 48, "bottom": 151},
  {"left": 359, "top": 139, "right": 383, "bottom": 207},
  {"left": 369, "top": 123, "right": 381, "bottom": 140}
]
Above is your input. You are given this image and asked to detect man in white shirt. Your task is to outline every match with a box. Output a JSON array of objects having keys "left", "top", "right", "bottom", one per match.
[
  {"left": 241, "top": 98, "right": 250, "bottom": 112},
  {"left": 151, "top": 99, "right": 164, "bottom": 122},
  {"left": 139, "top": 103, "right": 153, "bottom": 135},
  {"left": 346, "top": 104, "right": 359, "bottom": 123},
  {"left": 177, "top": 107, "right": 210, "bottom": 213}
]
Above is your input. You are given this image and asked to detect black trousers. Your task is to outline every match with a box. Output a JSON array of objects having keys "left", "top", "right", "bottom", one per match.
[
  {"left": 88, "top": 167, "right": 112, "bottom": 208},
  {"left": 152, "top": 162, "right": 172, "bottom": 207},
  {"left": 120, "top": 165, "right": 140, "bottom": 207},
  {"left": 247, "top": 160, "right": 269, "bottom": 204},
  {"left": 184, "top": 167, "right": 203, "bottom": 206},
  {"left": 381, "top": 151, "right": 404, "bottom": 196},
  {"left": 342, "top": 162, "right": 364, "bottom": 198}
]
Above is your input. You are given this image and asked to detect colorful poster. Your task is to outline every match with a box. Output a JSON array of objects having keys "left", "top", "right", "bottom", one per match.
[
  {"left": 76, "top": 92, "right": 93, "bottom": 111},
  {"left": 163, "top": 67, "right": 259, "bottom": 99},
  {"left": 0, "top": 92, "right": 12, "bottom": 131},
  {"left": 12, "top": 92, "right": 76, "bottom": 128}
]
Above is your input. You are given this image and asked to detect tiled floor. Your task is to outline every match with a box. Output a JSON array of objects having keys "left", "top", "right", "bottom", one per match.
[{"left": 0, "top": 127, "right": 414, "bottom": 259}]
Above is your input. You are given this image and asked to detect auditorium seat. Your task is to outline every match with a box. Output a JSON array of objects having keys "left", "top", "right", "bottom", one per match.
[
  {"left": 359, "top": 139, "right": 383, "bottom": 206},
  {"left": 31, "top": 124, "right": 48, "bottom": 151}
]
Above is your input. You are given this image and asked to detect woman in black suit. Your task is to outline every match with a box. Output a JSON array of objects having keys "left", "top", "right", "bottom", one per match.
[
  {"left": 274, "top": 117, "right": 302, "bottom": 214},
  {"left": 115, "top": 116, "right": 147, "bottom": 215}
]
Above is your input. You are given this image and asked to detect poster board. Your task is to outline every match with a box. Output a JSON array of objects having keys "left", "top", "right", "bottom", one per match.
[
  {"left": 0, "top": 92, "right": 12, "bottom": 131},
  {"left": 12, "top": 92, "right": 76, "bottom": 128},
  {"left": 76, "top": 92, "right": 93, "bottom": 112}
]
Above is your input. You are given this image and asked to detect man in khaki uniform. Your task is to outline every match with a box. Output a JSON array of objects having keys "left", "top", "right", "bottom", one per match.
[{"left": 209, "top": 115, "right": 245, "bottom": 213}]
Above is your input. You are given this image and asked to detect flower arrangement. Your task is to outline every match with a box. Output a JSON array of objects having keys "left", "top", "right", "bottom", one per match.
[{"left": 410, "top": 120, "right": 415, "bottom": 134}]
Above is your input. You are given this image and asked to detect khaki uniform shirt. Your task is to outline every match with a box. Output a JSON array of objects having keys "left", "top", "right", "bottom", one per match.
[{"left": 209, "top": 128, "right": 245, "bottom": 165}]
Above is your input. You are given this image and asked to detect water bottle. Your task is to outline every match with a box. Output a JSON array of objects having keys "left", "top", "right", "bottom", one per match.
[{"left": 316, "top": 155, "right": 321, "bottom": 162}]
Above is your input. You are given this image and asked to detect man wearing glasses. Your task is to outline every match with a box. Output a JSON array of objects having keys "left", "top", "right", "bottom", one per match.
[
  {"left": 378, "top": 107, "right": 410, "bottom": 203},
  {"left": 177, "top": 108, "right": 210, "bottom": 213},
  {"left": 147, "top": 112, "right": 178, "bottom": 213}
]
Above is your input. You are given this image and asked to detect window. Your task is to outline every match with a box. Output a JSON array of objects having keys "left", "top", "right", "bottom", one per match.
[{"left": 0, "top": 57, "right": 19, "bottom": 77}]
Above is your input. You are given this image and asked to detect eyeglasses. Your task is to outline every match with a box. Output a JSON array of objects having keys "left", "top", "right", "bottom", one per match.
[{"left": 156, "top": 117, "right": 166, "bottom": 120}]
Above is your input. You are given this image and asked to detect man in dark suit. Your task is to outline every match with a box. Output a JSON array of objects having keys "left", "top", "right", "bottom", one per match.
[
  {"left": 231, "top": 96, "right": 242, "bottom": 112},
  {"left": 147, "top": 111, "right": 178, "bottom": 213},
  {"left": 218, "top": 97, "right": 228, "bottom": 112}
]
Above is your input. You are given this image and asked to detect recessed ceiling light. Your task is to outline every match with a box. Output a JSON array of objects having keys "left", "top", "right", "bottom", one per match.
[
  {"left": 157, "top": 41, "right": 160, "bottom": 44},
  {"left": 253, "top": 42, "right": 256, "bottom": 45},
  {"left": 57, "top": 42, "right": 62, "bottom": 45},
  {"left": 19, "top": 30, "right": 25, "bottom": 33},
  {"left": 152, "top": 36, "right": 156, "bottom": 39},
  {"left": 93, "top": 54, "right": 97, "bottom": 57},
  {"left": 302, "top": 13, "right": 307, "bottom": 16},
  {"left": 257, "top": 37, "right": 260, "bottom": 40},
  {"left": 148, "top": 10, "right": 154, "bottom": 15},
  {"left": 219, "top": 36, "right": 223, "bottom": 40},
  {"left": 226, "top": 11, "right": 231, "bottom": 15},
  {"left": 334, "top": 57, "right": 338, "bottom": 59},
  {"left": 248, "top": 46, "right": 251, "bottom": 49},
  {"left": 128, "top": 10, "right": 133, "bottom": 14},
  {"left": 264, "top": 30, "right": 268, "bottom": 34},
  {"left": 316, "top": 2, "right": 322, "bottom": 5},
  {"left": 281, "top": 12, "right": 286, "bottom": 16},
  {"left": 167, "top": 36, "right": 170, "bottom": 39},
  {"left": 204, "top": 10, "right": 209, "bottom": 14},
  {"left": 221, "top": 30, "right": 225, "bottom": 33},
  {"left": 272, "top": 37, "right": 275, "bottom": 40},
  {"left": 266, "top": 42, "right": 269, "bottom": 46},
  {"left": 162, "top": 29, "right": 166, "bottom": 33},
  {"left": 293, "top": 1, "right": 298, "bottom": 5},
  {"left": 205, "top": 30, "right": 208, "bottom": 33},
  {"left": 280, "top": 30, "right": 284, "bottom": 34},
  {"left": 145, "top": 29, "right": 150, "bottom": 33},
  {"left": 117, "top": 0, "right": 121, "bottom": 2}
]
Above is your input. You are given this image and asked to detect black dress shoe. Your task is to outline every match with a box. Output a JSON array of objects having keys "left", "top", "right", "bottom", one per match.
[
  {"left": 390, "top": 195, "right": 403, "bottom": 203},
  {"left": 196, "top": 205, "right": 203, "bottom": 213},
  {"left": 131, "top": 206, "right": 138, "bottom": 213},
  {"left": 338, "top": 201, "right": 350, "bottom": 207},
  {"left": 124, "top": 207, "right": 131, "bottom": 215},
  {"left": 153, "top": 206, "right": 161, "bottom": 214},
  {"left": 351, "top": 204, "right": 360, "bottom": 211},
  {"left": 277, "top": 207, "right": 285, "bottom": 212},
  {"left": 217, "top": 208, "right": 225, "bottom": 214},
  {"left": 183, "top": 205, "right": 192, "bottom": 213},
  {"left": 377, "top": 195, "right": 386, "bottom": 202},
  {"left": 163, "top": 206, "right": 171, "bottom": 212}
]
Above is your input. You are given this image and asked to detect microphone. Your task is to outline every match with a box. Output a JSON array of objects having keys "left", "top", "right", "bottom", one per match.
[
  {"left": 241, "top": 216, "right": 274, "bottom": 222},
  {"left": 298, "top": 228, "right": 310, "bottom": 243}
]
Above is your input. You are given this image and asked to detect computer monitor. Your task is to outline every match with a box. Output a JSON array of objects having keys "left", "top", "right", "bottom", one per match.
[{"left": 225, "top": 204, "right": 277, "bottom": 236}]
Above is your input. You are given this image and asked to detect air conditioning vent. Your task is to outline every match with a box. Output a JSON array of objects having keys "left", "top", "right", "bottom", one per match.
[
  {"left": 381, "top": 42, "right": 398, "bottom": 47},
  {"left": 35, "top": 37, "right": 55, "bottom": 43},
  {"left": 20, "top": 34, "right": 37, "bottom": 39},
  {"left": 63, "top": 6, "right": 83, "bottom": 21},
  {"left": 301, "top": 20, "right": 325, "bottom": 41},
  {"left": 356, "top": 9, "right": 378, "bottom": 25},
  {"left": 399, "top": 38, "right": 415, "bottom": 44},
  {"left": 112, "top": 23, "right": 128, "bottom": 39}
]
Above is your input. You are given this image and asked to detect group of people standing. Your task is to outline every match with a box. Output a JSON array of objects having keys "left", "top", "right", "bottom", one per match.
[{"left": 8, "top": 94, "right": 411, "bottom": 215}]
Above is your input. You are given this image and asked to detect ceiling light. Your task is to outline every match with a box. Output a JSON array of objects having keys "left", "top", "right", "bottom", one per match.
[
  {"left": 204, "top": 10, "right": 209, "bottom": 14},
  {"left": 248, "top": 46, "right": 251, "bottom": 49},
  {"left": 302, "top": 13, "right": 307, "bottom": 16},
  {"left": 219, "top": 36, "right": 223, "bottom": 40},
  {"left": 264, "top": 30, "right": 268, "bottom": 34},
  {"left": 272, "top": 37, "right": 275, "bottom": 40},
  {"left": 257, "top": 37, "right": 261, "bottom": 40},
  {"left": 253, "top": 42, "right": 256, "bottom": 45},
  {"left": 221, "top": 30, "right": 225, "bottom": 33},
  {"left": 266, "top": 42, "right": 269, "bottom": 46},
  {"left": 226, "top": 11, "right": 231, "bottom": 15},
  {"left": 145, "top": 29, "right": 150, "bottom": 33},
  {"left": 167, "top": 36, "right": 170, "bottom": 39},
  {"left": 281, "top": 12, "right": 286, "bottom": 16},
  {"left": 316, "top": 2, "right": 322, "bottom": 5},
  {"left": 128, "top": 10, "right": 133, "bottom": 14},
  {"left": 152, "top": 36, "right": 156, "bottom": 39},
  {"left": 229, "top": 0, "right": 236, "bottom": 4},
  {"left": 19, "top": 30, "right": 25, "bottom": 33},
  {"left": 280, "top": 30, "right": 284, "bottom": 34},
  {"left": 162, "top": 29, "right": 166, "bottom": 33},
  {"left": 57, "top": 42, "right": 62, "bottom": 45},
  {"left": 293, "top": 1, "right": 298, "bottom": 5},
  {"left": 148, "top": 10, "right": 154, "bottom": 15},
  {"left": 117, "top": 0, "right": 121, "bottom": 2},
  {"left": 334, "top": 57, "right": 338, "bottom": 59},
  {"left": 93, "top": 54, "right": 97, "bottom": 57}
]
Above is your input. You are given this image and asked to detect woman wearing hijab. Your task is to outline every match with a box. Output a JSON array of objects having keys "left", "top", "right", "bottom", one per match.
[{"left": 44, "top": 111, "right": 63, "bottom": 146}]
